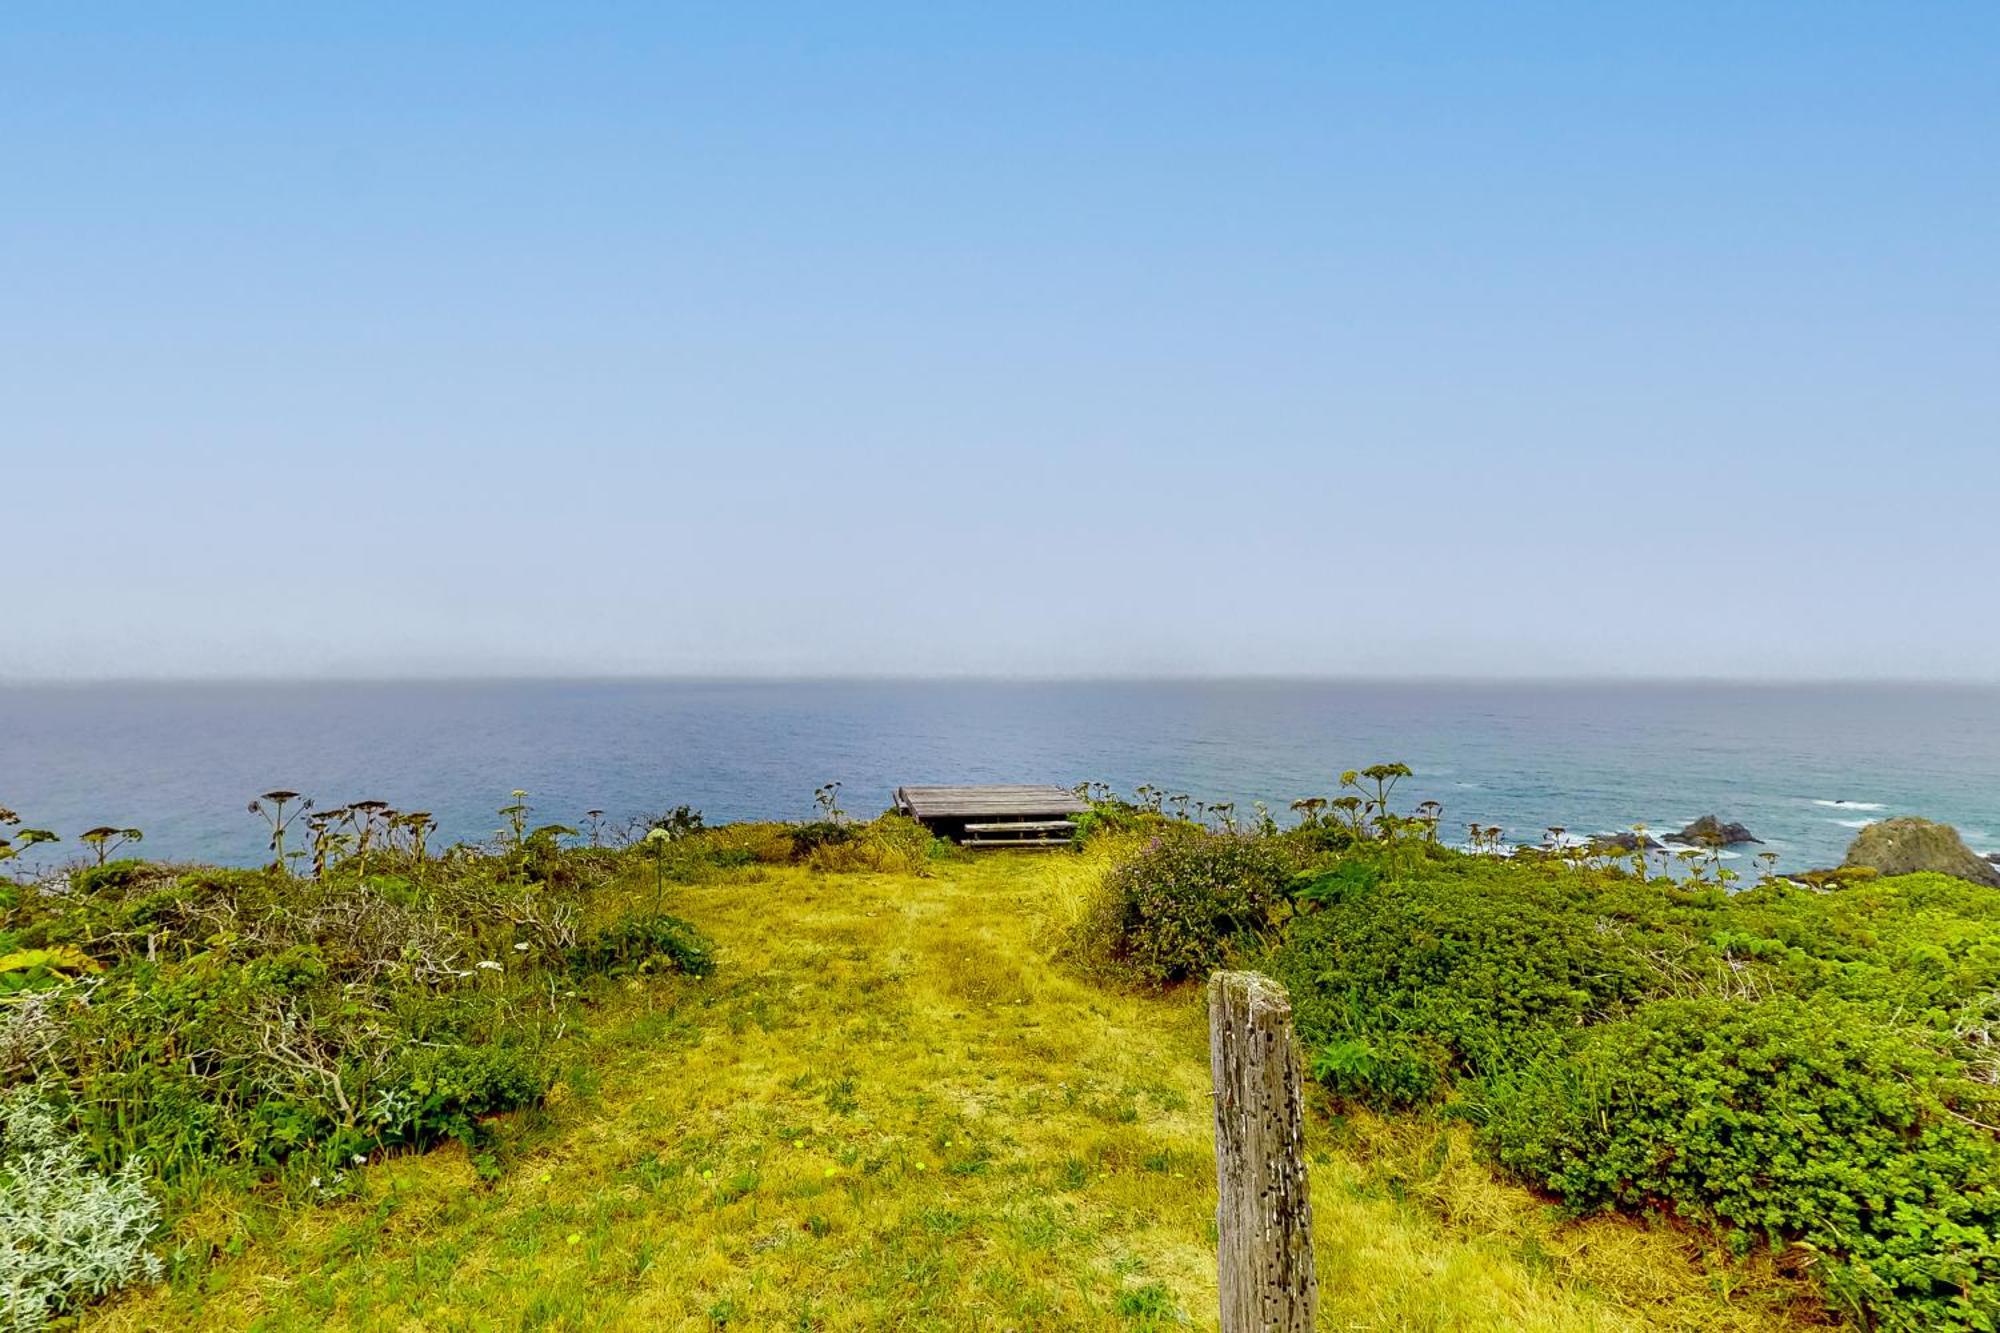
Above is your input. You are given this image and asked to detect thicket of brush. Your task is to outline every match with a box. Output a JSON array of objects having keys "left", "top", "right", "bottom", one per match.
[
  {"left": 1070, "top": 775, "right": 2000, "bottom": 1332},
  {"left": 0, "top": 793, "right": 740, "bottom": 1327}
]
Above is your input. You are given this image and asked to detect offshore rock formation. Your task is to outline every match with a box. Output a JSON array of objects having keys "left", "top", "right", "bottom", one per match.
[
  {"left": 1676, "top": 815, "right": 1762, "bottom": 847},
  {"left": 1843, "top": 816, "right": 2000, "bottom": 887}
]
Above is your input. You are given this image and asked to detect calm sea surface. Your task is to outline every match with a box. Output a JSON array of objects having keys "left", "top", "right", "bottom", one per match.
[{"left": 2, "top": 680, "right": 1996, "bottom": 871}]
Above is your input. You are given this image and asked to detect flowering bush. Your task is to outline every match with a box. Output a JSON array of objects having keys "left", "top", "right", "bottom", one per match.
[{"left": 1074, "top": 829, "right": 1299, "bottom": 984}]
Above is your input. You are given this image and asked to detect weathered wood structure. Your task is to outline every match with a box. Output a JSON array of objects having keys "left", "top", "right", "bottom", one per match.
[
  {"left": 893, "top": 784, "right": 1088, "bottom": 849},
  {"left": 1209, "top": 970, "right": 1319, "bottom": 1332}
]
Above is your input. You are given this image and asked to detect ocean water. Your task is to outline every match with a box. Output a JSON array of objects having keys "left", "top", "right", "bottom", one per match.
[{"left": 2, "top": 679, "right": 1996, "bottom": 872}]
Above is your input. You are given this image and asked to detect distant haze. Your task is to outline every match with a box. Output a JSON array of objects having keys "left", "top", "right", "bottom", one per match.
[{"left": 4, "top": 5, "right": 1996, "bottom": 681}]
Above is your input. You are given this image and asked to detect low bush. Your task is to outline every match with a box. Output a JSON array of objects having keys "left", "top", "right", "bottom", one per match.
[
  {"left": 1275, "top": 817, "right": 1358, "bottom": 858},
  {"left": 1267, "top": 847, "right": 2000, "bottom": 1330},
  {"left": 569, "top": 915, "right": 717, "bottom": 978},
  {"left": 795, "top": 814, "right": 945, "bottom": 875},
  {"left": 1486, "top": 996, "right": 2000, "bottom": 1330},
  {"left": 1067, "top": 801, "right": 1176, "bottom": 848},
  {"left": 1720, "top": 871, "right": 2000, "bottom": 1020},
  {"left": 1074, "top": 829, "right": 1300, "bottom": 984},
  {"left": 789, "top": 820, "right": 855, "bottom": 859},
  {"left": 1267, "top": 857, "right": 1677, "bottom": 1103},
  {"left": 0, "top": 1090, "right": 163, "bottom": 1331}
]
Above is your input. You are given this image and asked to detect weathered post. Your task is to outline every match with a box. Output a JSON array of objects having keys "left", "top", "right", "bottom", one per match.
[{"left": 1209, "top": 970, "right": 1318, "bottom": 1332}]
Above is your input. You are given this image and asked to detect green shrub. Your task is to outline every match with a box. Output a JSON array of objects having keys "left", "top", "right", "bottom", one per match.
[
  {"left": 569, "top": 916, "right": 715, "bottom": 978},
  {"left": 789, "top": 821, "right": 854, "bottom": 858},
  {"left": 1722, "top": 872, "right": 2000, "bottom": 1021},
  {"left": 1306, "top": 1030, "right": 1449, "bottom": 1106},
  {"left": 1277, "top": 818, "right": 1357, "bottom": 858},
  {"left": 1066, "top": 810, "right": 1111, "bottom": 847},
  {"left": 855, "top": 813, "right": 943, "bottom": 873},
  {"left": 1067, "top": 801, "right": 1176, "bottom": 848},
  {"left": 1485, "top": 996, "right": 2000, "bottom": 1330},
  {"left": 378, "top": 1043, "right": 550, "bottom": 1151},
  {"left": 1077, "top": 829, "right": 1299, "bottom": 984},
  {"left": 791, "top": 814, "right": 944, "bottom": 875},
  {"left": 1269, "top": 849, "right": 2000, "bottom": 1329},
  {"left": 1267, "top": 857, "right": 1672, "bottom": 1103}
]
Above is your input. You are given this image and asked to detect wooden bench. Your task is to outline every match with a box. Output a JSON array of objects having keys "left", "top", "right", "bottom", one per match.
[{"left": 895, "top": 784, "right": 1089, "bottom": 849}]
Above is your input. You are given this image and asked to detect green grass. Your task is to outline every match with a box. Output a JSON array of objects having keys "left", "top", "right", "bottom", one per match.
[{"left": 88, "top": 849, "right": 1821, "bottom": 1331}]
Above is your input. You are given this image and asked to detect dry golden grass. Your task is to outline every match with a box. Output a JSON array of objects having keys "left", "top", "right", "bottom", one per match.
[{"left": 89, "top": 848, "right": 1824, "bottom": 1331}]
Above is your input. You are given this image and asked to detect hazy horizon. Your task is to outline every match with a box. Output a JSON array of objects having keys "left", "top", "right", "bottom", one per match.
[
  {"left": 7, "top": 4, "right": 1997, "bottom": 682},
  {"left": 7, "top": 671, "right": 2000, "bottom": 688},
  {"left": 8, "top": 676, "right": 1999, "bottom": 872}
]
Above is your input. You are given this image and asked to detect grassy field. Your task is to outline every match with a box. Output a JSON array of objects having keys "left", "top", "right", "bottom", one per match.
[{"left": 89, "top": 848, "right": 1822, "bottom": 1331}]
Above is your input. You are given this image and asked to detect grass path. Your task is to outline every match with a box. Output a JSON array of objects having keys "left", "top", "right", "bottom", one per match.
[{"left": 92, "top": 853, "right": 1819, "bottom": 1331}]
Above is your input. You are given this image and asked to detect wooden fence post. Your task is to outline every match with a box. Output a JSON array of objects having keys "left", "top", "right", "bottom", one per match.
[{"left": 1209, "top": 970, "right": 1318, "bottom": 1332}]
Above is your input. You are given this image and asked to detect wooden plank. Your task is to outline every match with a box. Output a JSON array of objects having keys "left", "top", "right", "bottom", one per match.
[
  {"left": 962, "top": 820, "right": 1078, "bottom": 833},
  {"left": 899, "top": 790, "right": 1084, "bottom": 810},
  {"left": 896, "top": 784, "right": 1088, "bottom": 819},
  {"left": 898, "top": 784, "right": 1081, "bottom": 799},
  {"left": 961, "top": 836, "right": 1075, "bottom": 849}
]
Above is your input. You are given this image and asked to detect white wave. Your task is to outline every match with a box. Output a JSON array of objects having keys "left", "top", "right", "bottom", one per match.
[
  {"left": 1831, "top": 817, "right": 1878, "bottom": 829},
  {"left": 1813, "top": 799, "right": 1886, "bottom": 811},
  {"left": 1656, "top": 841, "right": 1744, "bottom": 860}
]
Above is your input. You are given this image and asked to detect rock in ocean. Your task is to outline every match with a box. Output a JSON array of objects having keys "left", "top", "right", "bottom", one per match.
[
  {"left": 1588, "top": 831, "right": 1666, "bottom": 853},
  {"left": 1842, "top": 817, "right": 2000, "bottom": 887},
  {"left": 1676, "top": 815, "right": 1762, "bottom": 847}
]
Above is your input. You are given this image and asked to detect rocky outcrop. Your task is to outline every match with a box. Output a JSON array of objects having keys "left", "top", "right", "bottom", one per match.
[
  {"left": 1841, "top": 817, "right": 2000, "bottom": 887},
  {"left": 1676, "top": 815, "right": 1762, "bottom": 847},
  {"left": 1589, "top": 831, "right": 1666, "bottom": 853}
]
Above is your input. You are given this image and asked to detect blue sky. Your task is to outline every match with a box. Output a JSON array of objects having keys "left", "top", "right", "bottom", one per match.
[{"left": 4, "top": 3, "right": 1996, "bottom": 679}]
